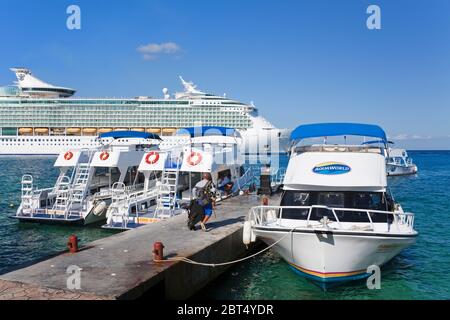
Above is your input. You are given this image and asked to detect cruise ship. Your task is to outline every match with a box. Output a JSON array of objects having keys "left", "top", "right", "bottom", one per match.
[{"left": 0, "top": 68, "right": 291, "bottom": 156}]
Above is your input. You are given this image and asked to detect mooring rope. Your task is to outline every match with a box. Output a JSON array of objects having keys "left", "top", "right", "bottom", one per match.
[{"left": 153, "top": 226, "right": 297, "bottom": 267}]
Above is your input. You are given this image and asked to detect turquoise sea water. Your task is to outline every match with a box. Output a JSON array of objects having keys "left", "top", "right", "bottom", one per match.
[
  {"left": 0, "top": 151, "right": 449, "bottom": 299},
  {"left": 0, "top": 157, "right": 117, "bottom": 275}
]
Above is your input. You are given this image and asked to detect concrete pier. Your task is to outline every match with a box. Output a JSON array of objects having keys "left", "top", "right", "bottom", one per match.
[{"left": 0, "top": 193, "right": 280, "bottom": 300}]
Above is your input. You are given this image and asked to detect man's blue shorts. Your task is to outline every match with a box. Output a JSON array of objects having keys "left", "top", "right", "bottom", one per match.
[{"left": 204, "top": 203, "right": 213, "bottom": 217}]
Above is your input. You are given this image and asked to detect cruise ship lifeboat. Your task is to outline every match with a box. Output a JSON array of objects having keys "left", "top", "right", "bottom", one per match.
[
  {"left": 67, "top": 128, "right": 81, "bottom": 134},
  {"left": 34, "top": 128, "right": 49, "bottom": 135},
  {"left": 18, "top": 128, "right": 33, "bottom": 135},
  {"left": 146, "top": 128, "right": 162, "bottom": 134},
  {"left": 98, "top": 128, "right": 113, "bottom": 134},
  {"left": 162, "top": 128, "right": 177, "bottom": 136},
  {"left": 82, "top": 128, "right": 97, "bottom": 135}
]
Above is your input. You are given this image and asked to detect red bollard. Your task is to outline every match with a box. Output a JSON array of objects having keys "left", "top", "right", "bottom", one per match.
[
  {"left": 262, "top": 196, "right": 269, "bottom": 206},
  {"left": 67, "top": 235, "right": 79, "bottom": 253},
  {"left": 153, "top": 242, "right": 165, "bottom": 261}
]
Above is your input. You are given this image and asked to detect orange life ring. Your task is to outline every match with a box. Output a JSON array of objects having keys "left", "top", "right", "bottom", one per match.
[
  {"left": 64, "top": 151, "right": 73, "bottom": 161},
  {"left": 187, "top": 151, "right": 202, "bottom": 166},
  {"left": 145, "top": 151, "right": 160, "bottom": 165},
  {"left": 100, "top": 151, "right": 110, "bottom": 161}
]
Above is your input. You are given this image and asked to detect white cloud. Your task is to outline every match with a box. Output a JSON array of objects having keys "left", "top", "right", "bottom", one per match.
[
  {"left": 391, "top": 133, "right": 432, "bottom": 140},
  {"left": 137, "top": 42, "right": 181, "bottom": 60},
  {"left": 391, "top": 134, "right": 408, "bottom": 140}
]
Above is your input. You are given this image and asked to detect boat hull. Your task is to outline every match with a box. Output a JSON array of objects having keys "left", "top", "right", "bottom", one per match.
[
  {"left": 14, "top": 200, "right": 109, "bottom": 226},
  {"left": 11, "top": 214, "right": 84, "bottom": 225},
  {"left": 254, "top": 227, "right": 417, "bottom": 286},
  {"left": 386, "top": 164, "right": 418, "bottom": 176}
]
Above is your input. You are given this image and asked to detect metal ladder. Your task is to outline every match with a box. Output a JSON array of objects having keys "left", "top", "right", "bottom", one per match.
[
  {"left": 51, "top": 176, "right": 72, "bottom": 215},
  {"left": 20, "top": 175, "right": 34, "bottom": 215},
  {"left": 106, "top": 182, "right": 130, "bottom": 228},
  {"left": 154, "top": 169, "right": 180, "bottom": 219},
  {"left": 232, "top": 167, "right": 257, "bottom": 194},
  {"left": 67, "top": 163, "right": 94, "bottom": 216}
]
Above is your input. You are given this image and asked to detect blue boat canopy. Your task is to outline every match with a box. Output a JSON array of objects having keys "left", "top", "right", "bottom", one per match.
[
  {"left": 176, "top": 126, "right": 239, "bottom": 138},
  {"left": 291, "top": 123, "right": 387, "bottom": 142},
  {"left": 99, "top": 131, "right": 162, "bottom": 140}
]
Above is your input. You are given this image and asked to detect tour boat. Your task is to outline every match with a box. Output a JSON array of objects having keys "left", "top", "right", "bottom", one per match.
[
  {"left": 103, "top": 126, "right": 255, "bottom": 230},
  {"left": 386, "top": 148, "right": 418, "bottom": 176},
  {"left": 14, "top": 131, "right": 161, "bottom": 225},
  {"left": 243, "top": 123, "right": 418, "bottom": 287}
]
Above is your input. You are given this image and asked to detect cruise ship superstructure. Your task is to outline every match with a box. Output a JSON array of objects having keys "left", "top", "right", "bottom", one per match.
[{"left": 0, "top": 68, "right": 290, "bottom": 156}]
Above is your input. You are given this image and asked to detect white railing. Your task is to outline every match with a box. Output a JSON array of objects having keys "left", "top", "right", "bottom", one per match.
[
  {"left": 18, "top": 207, "right": 84, "bottom": 219},
  {"left": 248, "top": 205, "right": 415, "bottom": 232},
  {"left": 232, "top": 167, "right": 256, "bottom": 194},
  {"left": 271, "top": 167, "right": 286, "bottom": 186}
]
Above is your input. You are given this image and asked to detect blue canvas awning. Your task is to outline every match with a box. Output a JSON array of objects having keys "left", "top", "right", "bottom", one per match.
[
  {"left": 176, "top": 126, "right": 239, "bottom": 138},
  {"left": 99, "top": 131, "right": 162, "bottom": 140},
  {"left": 291, "top": 123, "right": 387, "bottom": 142}
]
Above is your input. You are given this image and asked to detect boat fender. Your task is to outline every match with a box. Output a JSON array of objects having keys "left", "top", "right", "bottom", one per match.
[
  {"left": 250, "top": 220, "right": 256, "bottom": 243},
  {"left": 93, "top": 201, "right": 107, "bottom": 216},
  {"left": 106, "top": 212, "right": 113, "bottom": 225},
  {"left": 243, "top": 221, "right": 254, "bottom": 245}
]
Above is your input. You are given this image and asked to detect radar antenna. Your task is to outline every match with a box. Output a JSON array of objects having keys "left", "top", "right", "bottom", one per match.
[{"left": 162, "top": 88, "right": 170, "bottom": 99}]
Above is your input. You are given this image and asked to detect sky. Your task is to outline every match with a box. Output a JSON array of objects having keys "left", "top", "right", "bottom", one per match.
[{"left": 0, "top": 0, "right": 449, "bottom": 149}]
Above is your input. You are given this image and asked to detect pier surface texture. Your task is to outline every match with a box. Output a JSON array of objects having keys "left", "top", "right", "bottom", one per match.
[{"left": 0, "top": 193, "right": 279, "bottom": 300}]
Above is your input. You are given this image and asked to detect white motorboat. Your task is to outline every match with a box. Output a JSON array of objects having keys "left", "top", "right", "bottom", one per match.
[
  {"left": 243, "top": 123, "right": 418, "bottom": 287},
  {"left": 14, "top": 131, "right": 161, "bottom": 225},
  {"left": 103, "top": 126, "right": 256, "bottom": 230},
  {"left": 386, "top": 148, "right": 418, "bottom": 176}
]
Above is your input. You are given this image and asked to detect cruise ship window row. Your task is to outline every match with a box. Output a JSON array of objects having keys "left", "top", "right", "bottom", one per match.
[
  {"left": 1, "top": 138, "right": 87, "bottom": 142},
  {"left": 1, "top": 117, "right": 249, "bottom": 122},
  {"left": 0, "top": 100, "right": 191, "bottom": 106},
  {"left": 0, "top": 115, "right": 245, "bottom": 120},
  {"left": 0, "top": 111, "right": 246, "bottom": 117},
  {"left": 1, "top": 117, "right": 250, "bottom": 123},
  {"left": 1, "top": 122, "right": 251, "bottom": 127},
  {"left": 0, "top": 106, "right": 231, "bottom": 113}
]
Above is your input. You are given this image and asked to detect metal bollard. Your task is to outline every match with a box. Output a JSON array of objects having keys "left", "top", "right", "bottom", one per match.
[
  {"left": 67, "top": 235, "right": 79, "bottom": 253},
  {"left": 153, "top": 241, "right": 165, "bottom": 261}
]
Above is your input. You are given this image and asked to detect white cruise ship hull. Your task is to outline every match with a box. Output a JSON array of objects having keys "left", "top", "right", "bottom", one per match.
[{"left": 0, "top": 129, "right": 291, "bottom": 156}]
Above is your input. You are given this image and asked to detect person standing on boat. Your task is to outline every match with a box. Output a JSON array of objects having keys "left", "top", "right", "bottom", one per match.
[{"left": 192, "top": 173, "right": 216, "bottom": 231}]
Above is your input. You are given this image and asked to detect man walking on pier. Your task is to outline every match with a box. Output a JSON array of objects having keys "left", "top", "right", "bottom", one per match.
[{"left": 192, "top": 173, "right": 216, "bottom": 231}]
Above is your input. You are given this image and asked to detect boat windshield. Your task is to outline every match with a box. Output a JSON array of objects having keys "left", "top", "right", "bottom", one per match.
[{"left": 280, "top": 190, "right": 393, "bottom": 223}]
